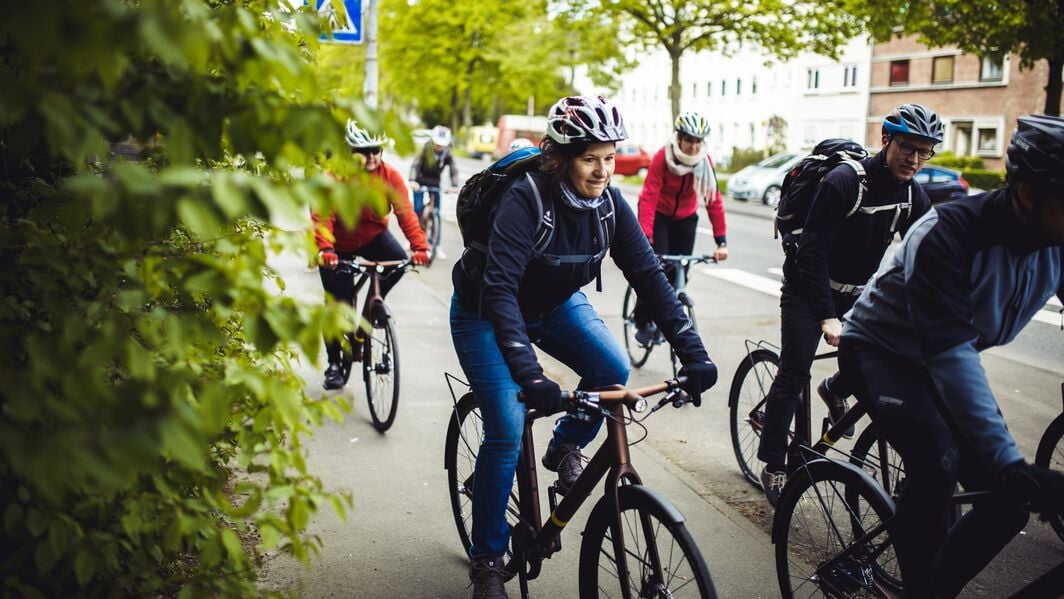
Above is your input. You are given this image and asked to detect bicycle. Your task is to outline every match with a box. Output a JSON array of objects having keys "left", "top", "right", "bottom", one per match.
[
  {"left": 443, "top": 373, "right": 717, "bottom": 598},
  {"left": 334, "top": 258, "right": 408, "bottom": 432},
  {"left": 414, "top": 185, "right": 444, "bottom": 265},
  {"left": 772, "top": 391, "right": 1064, "bottom": 598},
  {"left": 622, "top": 254, "right": 716, "bottom": 377}
]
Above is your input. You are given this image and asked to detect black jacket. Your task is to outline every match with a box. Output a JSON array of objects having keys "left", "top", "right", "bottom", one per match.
[
  {"left": 453, "top": 172, "right": 710, "bottom": 386},
  {"left": 787, "top": 151, "right": 931, "bottom": 321},
  {"left": 411, "top": 144, "right": 458, "bottom": 188}
]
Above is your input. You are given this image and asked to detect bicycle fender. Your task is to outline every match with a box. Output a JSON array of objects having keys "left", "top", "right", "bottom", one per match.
[
  {"left": 770, "top": 457, "right": 895, "bottom": 545},
  {"left": 586, "top": 484, "right": 686, "bottom": 527}
]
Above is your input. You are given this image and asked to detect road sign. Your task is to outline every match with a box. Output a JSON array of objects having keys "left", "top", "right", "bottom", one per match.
[{"left": 311, "top": 0, "right": 362, "bottom": 44}]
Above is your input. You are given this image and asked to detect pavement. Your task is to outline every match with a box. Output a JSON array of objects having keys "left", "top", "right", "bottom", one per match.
[{"left": 256, "top": 219, "right": 782, "bottom": 598}]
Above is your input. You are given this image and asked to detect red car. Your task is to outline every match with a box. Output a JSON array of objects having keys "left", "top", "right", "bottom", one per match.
[{"left": 614, "top": 144, "right": 651, "bottom": 176}]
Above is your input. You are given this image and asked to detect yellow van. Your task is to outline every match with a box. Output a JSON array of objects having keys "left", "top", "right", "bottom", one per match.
[{"left": 466, "top": 125, "right": 498, "bottom": 159}]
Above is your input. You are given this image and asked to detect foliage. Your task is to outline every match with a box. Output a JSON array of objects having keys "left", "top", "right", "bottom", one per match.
[
  {"left": 0, "top": 0, "right": 402, "bottom": 595},
  {"left": 724, "top": 147, "right": 769, "bottom": 173},
  {"left": 929, "top": 152, "right": 985, "bottom": 170},
  {"left": 961, "top": 169, "right": 1007, "bottom": 191},
  {"left": 567, "top": 0, "right": 864, "bottom": 119},
  {"left": 848, "top": 0, "right": 1064, "bottom": 115},
  {"left": 766, "top": 115, "right": 788, "bottom": 155}
]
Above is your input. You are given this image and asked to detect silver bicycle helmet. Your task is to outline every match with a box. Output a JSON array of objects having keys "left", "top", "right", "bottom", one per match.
[
  {"left": 882, "top": 104, "right": 944, "bottom": 144},
  {"left": 1006, "top": 114, "right": 1064, "bottom": 187},
  {"left": 508, "top": 138, "right": 535, "bottom": 152},
  {"left": 675, "top": 111, "right": 711, "bottom": 139},
  {"left": 545, "top": 95, "right": 628, "bottom": 145},
  {"left": 430, "top": 125, "right": 452, "bottom": 146},
  {"left": 345, "top": 119, "right": 388, "bottom": 149}
]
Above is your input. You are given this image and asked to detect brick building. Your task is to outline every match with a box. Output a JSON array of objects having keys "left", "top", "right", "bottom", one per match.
[{"left": 866, "top": 34, "right": 1049, "bottom": 170}]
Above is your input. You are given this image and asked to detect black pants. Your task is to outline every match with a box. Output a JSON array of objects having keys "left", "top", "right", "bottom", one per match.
[
  {"left": 633, "top": 212, "right": 698, "bottom": 325},
  {"left": 839, "top": 337, "right": 1028, "bottom": 598},
  {"left": 756, "top": 280, "right": 856, "bottom": 470},
  {"left": 319, "top": 231, "right": 406, "bottom": 364}
]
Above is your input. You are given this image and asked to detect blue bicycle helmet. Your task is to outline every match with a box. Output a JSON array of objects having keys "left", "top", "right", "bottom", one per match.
[
  {"left": 882, "top": 104, "right": 944, "bottom": 144},
  {"left": 1006, "top": 114, "right": 1064, "bottom": 187}
]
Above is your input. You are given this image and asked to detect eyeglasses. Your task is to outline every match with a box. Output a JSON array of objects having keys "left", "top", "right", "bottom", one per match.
[
  {"left": 895, "top": 140, "right": 935, "bottom": 160},
  {"left": 353, "top": 147, "right": 382, "bottom": 156},
  {"left": 679, "top": 134, "right": 704, "bottom": 145}
]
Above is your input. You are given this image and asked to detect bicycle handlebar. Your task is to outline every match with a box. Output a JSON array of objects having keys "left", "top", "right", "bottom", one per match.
[
  {"left": 561, "top": 377, "right": 692, "bottom": 417},
  {"left": 335, "top": 258, "right": 411, "bottom": 272},
  {"left": 656, "top": 254, "right": 716, "bottom": 265}
]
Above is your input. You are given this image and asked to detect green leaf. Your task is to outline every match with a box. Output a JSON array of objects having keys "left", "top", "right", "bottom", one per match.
[
  {"left": 161, "top": 422, "right": 207, "bottom": 469},
  {"left": 74, "top": 549, "right": 96, "bottom": 586},
  {"left": 220, "top": 528, "right": 244, "bottom": 563},
  {"left": 258, "top": 522, "right": 281, "bottom": 550},
  {"left": 177, "top": 198, "right": 225, "bottom": 239}
]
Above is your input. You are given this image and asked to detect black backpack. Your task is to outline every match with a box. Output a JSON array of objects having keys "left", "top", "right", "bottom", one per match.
[
  {"left": 457, "top": 146, "right": 616, "bottom": 265},
  {"left": 773, "top": 139, "right": 869, "bottom": 252}
]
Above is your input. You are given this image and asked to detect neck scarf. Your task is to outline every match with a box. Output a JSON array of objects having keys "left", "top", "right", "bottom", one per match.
[
  {"left": 666, "top": 135, "right": 717, "bottom": 201},
  {"left": 559, "top": 180, "right": 607, "bottom": 211}
]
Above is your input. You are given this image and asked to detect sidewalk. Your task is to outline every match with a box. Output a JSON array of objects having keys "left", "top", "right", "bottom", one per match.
[{"left": 257, "top": 247, "right": 779, "bottom": 598}]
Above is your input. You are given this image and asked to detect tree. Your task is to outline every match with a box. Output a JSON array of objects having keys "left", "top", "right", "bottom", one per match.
[
  {"left": 767, "top": 114, "right": 788, "bottom": 154},
  {"left": 568, "top": 0, "right": 863, "bottom": 120},
  {"left": 849, "top": 0, "right": 1064, "bottom": 116},
  {"left": 0, "top": 0, "right": 402, "bottom": 594}
]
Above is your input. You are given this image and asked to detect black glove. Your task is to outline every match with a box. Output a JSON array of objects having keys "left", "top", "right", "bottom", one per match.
[
  {"left": 1003, "top": 461, "right": 1064, "bottom": 516},
  {"left": 519, "top": 377, "right": 565, "bottom": 415},
  {"left": 678, "top": 360, "right": 718, "bottom": 407}
]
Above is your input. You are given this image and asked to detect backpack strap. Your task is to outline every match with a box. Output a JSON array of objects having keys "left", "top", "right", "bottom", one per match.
[
  {"left": 853, "top": 181, "right": 913, "bottom": 234},
  {"left": 527, "top": 173, "right": 554, "bottom": 257},
  {"left": 840, "top": 158, "right": 867, "bottom": 219}
]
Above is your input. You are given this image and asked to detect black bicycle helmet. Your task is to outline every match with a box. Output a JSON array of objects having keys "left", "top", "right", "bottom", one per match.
[
  {"left": 1006, "top": 115, "right": 1064, "bottom": 187},
  {"left": 882, "top": 103, "right": 944, "bottom": 144}
]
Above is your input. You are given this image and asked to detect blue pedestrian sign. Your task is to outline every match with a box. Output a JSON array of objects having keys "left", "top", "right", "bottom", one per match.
[{"left": 310, "top": 0, "right": 362, "bottom": 44}]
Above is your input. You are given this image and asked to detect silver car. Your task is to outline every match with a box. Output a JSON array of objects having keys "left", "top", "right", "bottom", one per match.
[{"left": 727, "top": 152, "right": 803, "bottom": 207}]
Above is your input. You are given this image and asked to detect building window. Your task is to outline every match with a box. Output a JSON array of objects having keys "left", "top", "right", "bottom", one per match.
[
  {"left": 843, "top": 65, "right": 858, "bottom": 88},
  {"left": 736, "top": 78, "right": 742, "bottom": 95},
  {"left": 752, "top": 76, "right": 758, "bottom": 94},
  {"left": 806, "top": 68, "right": 820, "bottom": 90},
  {"left": 981, "top": 53, "right": 1005, "bottom": 81},
  {"left": 707, "top": 81, "right": 713, "bottom": 96},
  {"left": 932, "top": 56, "right": 954, "bottom": 84},
  {"left": 721, "top": 80, "right": 726, "bottom": 96},
  {"left": 692, "top": 83, "right": 697, "bottom": 98},
  {"left": 889, "top": 60, "right": 910, "bottom": 86},
  {"left": 977, "top": 127, "right": 999, "bottom": 154}
]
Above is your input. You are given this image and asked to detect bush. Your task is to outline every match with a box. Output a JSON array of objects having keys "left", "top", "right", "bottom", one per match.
[
  {"left": 724, "top": 147, "right": 767, "bottom": 173},
  {"left": 929, "top": 152, "right": 985, "bottom": 170},
  {"left": 962, "top": 169, "right": 1007, "bottom": 191}
]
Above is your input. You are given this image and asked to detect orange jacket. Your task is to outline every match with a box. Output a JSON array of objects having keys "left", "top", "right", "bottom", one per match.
[{"left": 313, "top": 161, "right": 429, "bottom": 253}]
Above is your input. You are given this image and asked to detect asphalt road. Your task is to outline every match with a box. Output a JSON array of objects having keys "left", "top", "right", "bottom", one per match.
[{"left": 258, "top": 153, "right": 1064, "bottom": 597}]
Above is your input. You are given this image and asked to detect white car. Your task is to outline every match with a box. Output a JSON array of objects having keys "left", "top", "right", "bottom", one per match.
[{"left": 727, "top": 152, "right": 803, "bottom": 207}]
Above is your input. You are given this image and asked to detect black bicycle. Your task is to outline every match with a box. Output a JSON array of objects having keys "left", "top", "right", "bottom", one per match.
[
  {"left": 415, "top": 185, "right": 444, "bottom": 265},
  {"left": 335, "top": 259, "right": 407, "bottom": 432},
  {"left": 622, "top": 254, "right": 716, "bottom": 375}
]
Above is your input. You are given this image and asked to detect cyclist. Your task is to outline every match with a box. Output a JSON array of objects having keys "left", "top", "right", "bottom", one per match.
[
  {"left": 839, "top": 114, "right": 1064, "bottom": 598},
  {"left": 633, "top": 111, "right": 728, "bottom": 346},
  {"left": 313, "top": 120, "right": 430, "bottom": 391},
  {"left": 450, "top": 95, "right": 718, "bottom": 599},
  {"left": 758, "top": 104, "right": 938, "bottom": 506},
  {"left": 410, "top": 124, "right": 459, "bottom": 218}
]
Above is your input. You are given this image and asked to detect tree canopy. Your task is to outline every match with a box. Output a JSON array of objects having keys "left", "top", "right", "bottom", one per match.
[
  {"left": 849, "top": 0, "right": 1064, "bottom": 116},
  {"left": 0, "top": 0, "right": 399, "bottom": 594}
]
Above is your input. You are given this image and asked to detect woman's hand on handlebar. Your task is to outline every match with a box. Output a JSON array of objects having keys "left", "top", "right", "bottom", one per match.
[{"left": 677, "top": 360, "right": 718, "bottom": 406}]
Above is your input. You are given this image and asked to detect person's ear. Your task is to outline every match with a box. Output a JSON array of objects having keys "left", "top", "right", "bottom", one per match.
[{"left": 1014, "top": 181, "right": 1037, "bottom": 212}]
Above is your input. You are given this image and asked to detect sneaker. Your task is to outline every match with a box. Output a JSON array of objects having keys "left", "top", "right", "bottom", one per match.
[
  {"left": 469, "top": 556, "right": 508, "bottom": 599},
  {"left": 542, "top": 441, "right": 585, "bottom": 491},
  {"left": 761, "top": 466, "right": 787, "bottom": 508},
  {"left": 323, "top": 362, "right": 345, "bottom": 390},
  {"left": 634, "top": 322, "right": 658, "bottom": 347},
  {"left": 818, "top": 380, "right": 854, "bottom": 439}
]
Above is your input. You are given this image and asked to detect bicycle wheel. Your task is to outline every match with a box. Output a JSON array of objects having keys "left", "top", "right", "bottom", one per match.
[
  {"left": 775, "top": 459, "right": 900, "bottom": 598},
  {"left": 728, "top": 349, "right": 781, "bottom": 488},
  {"left": 424, "top": 207, "right": 441, "bottom": 264},
  {"left": 363, "top": 305, "right": 399, "bottom": 432},
  {"left": 622, "top": 285, "right": 652, "bottom": 368},
  {"left": 579, "top": 484, "right": 717, "bottom": 598},
  {"left": 849, "top": 423, "right": 906, "bottom": 499},
  {"left": 443, "top": 393, "right": 522, "bottom": 557},
  {"left": 1035, "top": 413, "right": 1064, "bottom": 542}
]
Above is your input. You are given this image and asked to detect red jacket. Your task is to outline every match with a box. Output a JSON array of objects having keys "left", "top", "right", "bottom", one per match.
[
  {"left": 312, "top": 161, "right": 429, "bottom": 253},
  {"left": 638, "top": 147, "right": 727, "bottom": 244}
]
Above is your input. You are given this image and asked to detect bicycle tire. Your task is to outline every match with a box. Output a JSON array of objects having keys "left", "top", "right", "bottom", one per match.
[
  {"left": 578, "top": 484, "right": 717, "bottom": 598},
  {"left": 364, "top": 307, "right": 399, "bottom": 432},
  {"left": 622, "top": 285, "right": 652, "bottom": 368},
  {"left": 774, "top": 458, "right": 900, "bottom": 598},
  {"left": 424, "top": 207, "right": 441, "bottom": 265},
  {"left": 728, "top": 349, "right": 781, "bottom": 488},
  {"left": 1035, "top": 412, "right": 1064, "bottom": 542},
  {"left": 443, "top": 392, "right": 522, "bottom": 558},
  {"left": 849, "top": 423, "right": 906, "bottom": 499}
]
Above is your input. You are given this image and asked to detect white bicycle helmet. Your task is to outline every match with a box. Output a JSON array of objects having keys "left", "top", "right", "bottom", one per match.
[
  {"left": 508, "top": 138, "right": 535, "bottom": 152},
  {"left": 430, "top": 125, "right": 453, "bottom": 146},
  {"left": 675, "top": 111, "right": 711, "bottom": 139},
  {"left": 345, "top": 119, "right": 387, "bottom": 149},
  {"left": 545, "top": 95, "right": 628, "bottom": 145}
]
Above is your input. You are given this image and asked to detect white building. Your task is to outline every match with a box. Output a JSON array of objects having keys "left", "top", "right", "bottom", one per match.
[{"left": 582, "top": 37, "right": 873, "bottom": 166}]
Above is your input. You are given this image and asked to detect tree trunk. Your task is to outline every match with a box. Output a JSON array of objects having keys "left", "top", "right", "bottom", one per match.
[
  {"left": 669, "top": 43, "right": 682, "bottom": 122},
  {"left": 1044, "top": 56, "right": 1063, "bottom": 116},
  {"left": 450, "top": 87, "right": 460, "bottom": 135},
  {"left": 462, "top": 57, "right": 478, "bottom": 131}
]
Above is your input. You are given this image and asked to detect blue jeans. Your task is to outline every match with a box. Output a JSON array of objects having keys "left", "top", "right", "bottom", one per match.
[
  {"left": 450, "top": 291, "right": 629, "bottom": 558},
  {"left": 412, "top": 187, "right": 440, "bottom": 217}
]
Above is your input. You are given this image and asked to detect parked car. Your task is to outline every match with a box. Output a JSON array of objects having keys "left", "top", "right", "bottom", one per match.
[
  {"left": 614, "top": 144, "right": 651, "bottom": 177},
  {"left": 727, "top": 152, "right": 803, "bottom": 207},
  {"left": 915, "top": 165, "right": 970, "bottom": 204}
]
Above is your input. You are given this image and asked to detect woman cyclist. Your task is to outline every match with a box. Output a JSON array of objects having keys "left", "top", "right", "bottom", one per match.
[
  {"left": 450, "top": 95, "right": 718, "bottom": 599},
  {"left": 632, "top": 111, "right": 728, "bottom": 346},
  {"left": 313, "top": 120, "right": 430, "bottom": 391},
  {"left": 410, "top": 125, "right": 459, "bottom": 217}
]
